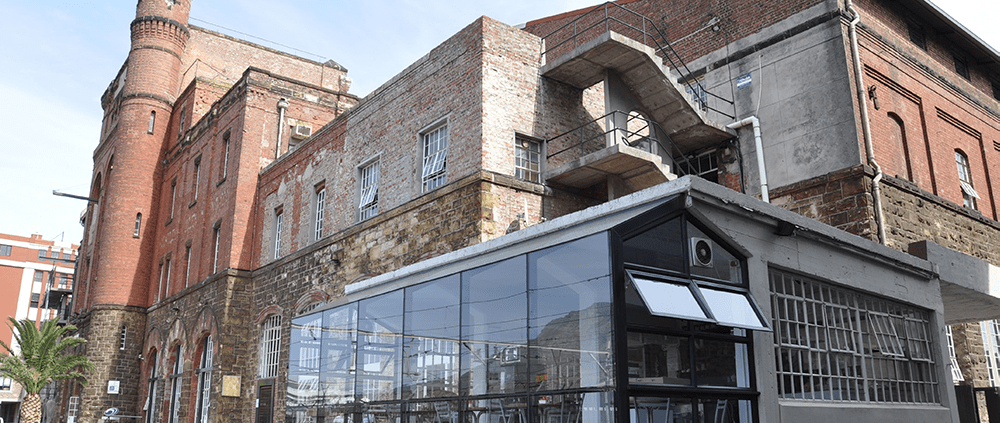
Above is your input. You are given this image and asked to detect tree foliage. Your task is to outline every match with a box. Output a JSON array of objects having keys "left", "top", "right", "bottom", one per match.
[{"left": 0, "top": 317, "right": 93, "bottom": 394}]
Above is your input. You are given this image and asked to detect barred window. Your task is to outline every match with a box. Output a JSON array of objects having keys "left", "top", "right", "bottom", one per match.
[
  {"left": 359, "top": 160, "right": 379, "bottom": 221},
  {"left": 421, "top": 124, "right": 448, "bottom": 191},
  {"left": 769, "top": 269, "right": 938, "bottom": 404},
  {"left": 259, "top": 315, "right": 283, "bottom": 378},
  {"left": 195, "top": 335, "right": 214, "bottom": 423}
]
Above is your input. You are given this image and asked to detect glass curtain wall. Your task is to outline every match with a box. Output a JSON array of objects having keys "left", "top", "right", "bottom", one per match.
[{"left": 287, "top": 233, "right": 614, "bottom": 423}]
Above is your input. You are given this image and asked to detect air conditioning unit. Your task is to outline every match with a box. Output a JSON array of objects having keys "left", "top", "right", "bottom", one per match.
[
  {"left": 690, "top": 237, "right": 713, "bottom": 268},
  {"left": 291, "top": 123, "right": 312, "bottom": 139}
]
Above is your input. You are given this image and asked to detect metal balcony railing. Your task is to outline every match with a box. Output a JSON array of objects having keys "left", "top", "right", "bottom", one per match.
[
  {"left": 546, "top": 110, "right": 699, "bottom": 177},
  {"left": 540, "top": 2, "right": 734, "bottom": 119}
]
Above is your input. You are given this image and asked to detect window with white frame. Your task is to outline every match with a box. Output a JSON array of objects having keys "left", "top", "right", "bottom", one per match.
[
  {"left": 120, "top": 325, "right": 127, "bottom": 351},
  {"left": 514, "top": 136, "right": 541, "bottom": 183},
  {"left": 169, "top": 178, "right": 177, "bottom": 220},
  {"left": 168, "top": 345, "right": 183, "bottom": 423},
  {"left": 192, "top": 156, "right": 202, "bottom": 202},
  {"left": 144, "top": 349, "right": 158, "bottom": 423},
  {"left": 184, "top": 244, "right": 191, "bottom": 288},
  {"left": 273, "top": 208, "right": 283, "bottom": 260},
  {"left": 359, "top": 160, "right": 380, "bottom": 220},
  {"left": 946, "top": 326, "right": 964, "bottom": 383},
  {"left": 981, "top": 321, "right": 1000, "bottom": 386},
  {"left": 195, "top": 335, "right": 213, "bottom": 423},
  {"left": 67, "top": 396, "right": 80, "bottom": 422},
  {"left": 212, "top": 223, "right": 221, "bottom": 274},
  {"left": 955, "top": 150, "right": 979, "bottom": 209},
  {"left": 0, "top": 377, "right": 12, "bottom": 390},
  {"left": 421, "top": 124, "right": 448, "bottom": 191},
  {"left": 259, "top": 315, "right": 282, "bottom": 378},
  {"left": 769, "top": 268, "right": 939, "bottom": 403},
  {"left": 314, "top": 186, "right": 326, "bottom": 241},
  {"left": 221, "top": 131, "right": 230, "bottom": 181}
]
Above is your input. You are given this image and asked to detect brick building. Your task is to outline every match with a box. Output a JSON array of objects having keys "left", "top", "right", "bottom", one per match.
[
  {"left": 69, "top": 0, "right": 1000, "bottom": 422},
  {"left": 0, "top": 232, "right": 77, "bottom": 422}
]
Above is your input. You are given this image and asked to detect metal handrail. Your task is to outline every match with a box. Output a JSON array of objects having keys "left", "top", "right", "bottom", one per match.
[
  {"left": 545, "top": 111, "right": 698, "bottom": 176},
  {"left": 540, "top": 2, "right": 735, "bottom": 119}
]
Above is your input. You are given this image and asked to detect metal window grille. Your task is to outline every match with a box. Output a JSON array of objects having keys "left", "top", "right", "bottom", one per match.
[
  {"left": 196, "top": 336, "right": 213, "bottom": 423},
  {"left": 770, "top": 269, "right": 939, "bottom": 404},
  {"left": 315, "top": 188, "right": 326, "bottom": 240},
  {"left": 273, "top": 211, "right": 283, "bottom": 260},
  {"left": 515, "top": 137, "right": 541, "bottom": 183},
  {"left": 0, "top": 244, "right": 11, "bottom": 256},
  {"left": 259, "top": 315, "right": 282, "bottom": 378},
  {"left": 359, "top": 161, "right": 379, "bottom": 220},
  {"left": 981, "top": 321, "right": 1000, "bottom": 386},
  {"left": 120, "top": 325, "right": 127, "bottom": 351},
  {"left": 946, "top": 326, "right": 964, "bottom": 382},
  {"left": 421, "top": 125, "right": 448, "bottom": 191}
]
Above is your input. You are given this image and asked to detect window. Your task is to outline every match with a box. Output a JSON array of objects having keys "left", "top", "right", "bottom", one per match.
[
  {"left": 907, "top": 22, "right": 926, "bottom": 50},
  {"left": 148, "top": 111, "right": 156, "bottom": 134},
  {"left": 0, "top": 377, "right": 11, "bottom": 391},
  {"left": 195, "top": 335, "right": 214, "bottom": 423},
  {"left": 179, "top": 107, "right": 187, "bottom": 135},
  {"left": 315, "top": 186, "right": 326, "bottom": 240},
  {"left": 359, "top": 160, "right": 379, "bottom": 221},
  {"left": 273, "top": 209, "right": 283, "bottom": 260},
  {"left": 221, "top": 131, "right": 230, "bottom": 181},
  {"left": 0, "top": 244, "right": 10, "bottom": 256},
  {"left": 168, "top": 345, "right": 183, "bottom": 423},
  {"left": 169, "top": 178, "right": 177, "bottom": 220},
  {"left": 30, "top": 293, "right": 40, "bottom": 308},
  {"left": 421, "top": 124, "right": 448, "bottom": 191},
  {"left": 134, "top": 213, "right": 142, "bottom": 237},
  {"left": 259, "top": 315, "right": 282, "bottom": 378},
  {"left": 120, "top": 325, "right": 127, "bottom": 351},
  {"left": 38, "top": 249, "right": 47, "bottom": 260},
  {"left": 34, "top": 270, "right": 43, "bottom": 283},
  {"left": 184, "top": 243, "right": 192, "bottom": 288},
  {"left": 954, "top": 55, "right": 970, "bottom": 80},
  {"left": 515, "top": 136, "right": 541, "bottom": 183},
  {"left": 192, "top": 156, "right": 202, "bottom": 202},
  {"left": 981, "top": 321, "right": 1000, "bottom": 386},
  {"left": 67, "top": 396, "right": 79, "bottom": 422},
  {"left": 955, "top": 150, "right": 979, "bottom": 209},
  {"left": 212, "top": 223, "right": 221, "bottom": 274},
  {"left": 770, "top": 269, "right": 939, "bottom": 403},
  {"left": 145, "top": 350, "right": 158, "bottom": 423},
  {"left": 163, "top": 257, "right": 172, "bottom": 297},
  {"left": 59, "top": 274, "right": 68, "bottom": 289}
]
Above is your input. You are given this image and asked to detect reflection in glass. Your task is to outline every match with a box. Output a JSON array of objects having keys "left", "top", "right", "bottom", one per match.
[
  {"left": 403, "top": 275, "right": 460, "bottom": 399},
  {"left": 627, "top": 332, "right": 690, "bottom": 385},
  {"left": 533, "top": 391, "right": 614, "bottom": 423},
  {"left": 622, "top": 217, "right": 684, "bottom": 272},
  {"left": 630, "top": 276, "right": 706, "bottom": 321},
  {"left": 529, "top": 233, "right": 612, "bottom": 391},
  {"left": 694, "top": 338, "right": 748, "bottom": 388},
  {"left": 357, "top": 291, "right": 403, "bottom": 402},
  {"left": 699, "top": 287, "right": 768, "bottom": 330},
  {"left": 698, "top": 398, "right": 751, "bottom": 423},
  {"left": 461, "top": 256, "right": 527, "bottom": 395},
  {"left": 629, "top": 397, "right": 692, "bottom": 423},
  {"left": 465, "top": 397, "right": 528, "bottom": 423},
  {"left": 288, "top": 313, "right": 323, "bottom": 419},
  {"left": 322, "top": 304, "right": 357, "bottom": 405},
  {"left": 408, "top": 400, "right": 460, "bottom": 423}
]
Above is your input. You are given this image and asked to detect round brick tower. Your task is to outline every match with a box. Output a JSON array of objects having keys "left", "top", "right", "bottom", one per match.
[{"left": 74, "top": 1, "right": 191, "bottom": 421}]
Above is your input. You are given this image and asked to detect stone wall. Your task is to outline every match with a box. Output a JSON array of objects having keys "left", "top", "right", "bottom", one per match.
[{"left": 73, "top": 306, "right": 148, "bottom": 422}]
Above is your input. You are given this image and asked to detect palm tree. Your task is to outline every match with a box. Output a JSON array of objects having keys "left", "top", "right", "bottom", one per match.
[{"left": 0, "top": 318, "right": 93, "bottom": 423}]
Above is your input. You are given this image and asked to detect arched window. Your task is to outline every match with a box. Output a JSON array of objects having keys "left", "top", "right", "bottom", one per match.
[
  {"left": 144, "top": 349, "right": 158, "bottom": 423},
  {"left": 887, "top": 113, "right": 912, "bottom": 181},
  {"left": 259, "top": 315, "right": 282, "bottom": 378},
  {"left": 195, "top": 336, "right": 213, "bottom": 423},
  {"left": 955, "top": 150, "right": 979, "bottom": 209}
]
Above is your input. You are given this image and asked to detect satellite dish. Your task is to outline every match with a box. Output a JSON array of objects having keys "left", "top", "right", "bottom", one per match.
[{"left": 104, "top": 407, "right": 120, "bottom": 416}]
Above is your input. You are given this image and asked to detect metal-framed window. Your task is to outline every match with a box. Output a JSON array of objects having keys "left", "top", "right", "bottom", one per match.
[
  {"left": 259, "top": 314, "right": 282, "bottom": 378},
  {"left": 769, "top": 269, "right": 939, "bottom": 403},
  {"left": 145, "top": 349, "right": 158, "bottom": 423},
  {"left": 359, "top": 160, "right": 380, "bottom": 221},
  {"left": 67, "top": 396, "right": 80, "bottom": 421},
  {"left": 314, "top": 187, "right": 326, "bottom": 241},
  {"left": 955, "top": 150, "right": 979, "bottom": 209},
  {"left": 273, "top": 209, "right": 283, "bottom": 260},
  {"left": 421, "top": 124, "right": 448, "bottom": 191},
  {"left": 515, "top": 136, "right": 541, "bottom": 183},
  {"left": 981, "top": 321, "right": 1000, "bottom": 386},
  {"left": 168, "top": 345, "right": 183, "bottom": 423},
  {"left": 195, "top": 335, "right": 214, "bottom": 423},
  {"left": 946, "top": 326, "right": 964, "bottom": 382}
]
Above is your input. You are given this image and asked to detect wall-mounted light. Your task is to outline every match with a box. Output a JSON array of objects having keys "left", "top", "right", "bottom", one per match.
[{"left": 868, "top": 85, "right": 880, "bottom": 110}]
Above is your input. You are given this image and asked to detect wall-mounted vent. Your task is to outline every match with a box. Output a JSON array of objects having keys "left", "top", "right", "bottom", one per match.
[
  {"left": 690, "top": 237, "right": 713, "bottom": 268},
  {"left": 292, "top": 124, "right": 312, "bottom": 139}
]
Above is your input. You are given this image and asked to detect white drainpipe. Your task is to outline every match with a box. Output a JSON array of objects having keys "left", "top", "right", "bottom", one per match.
[
  {"left": 276, "top": 98, "right": 289, "bottom": 159},
  {"left": 727, "top": 116, "right": 768, "bottom": 202}
]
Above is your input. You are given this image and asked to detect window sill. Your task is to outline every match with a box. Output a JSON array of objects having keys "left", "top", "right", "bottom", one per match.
[
  {"left": 189, "top": 200, "right": 197, "bottom": 208},
  {"left": 216, "top": 177, "right": 226, "bottom": 187},
  {"left": 165, "top": 218, "right": 173, "bottom": 227}
]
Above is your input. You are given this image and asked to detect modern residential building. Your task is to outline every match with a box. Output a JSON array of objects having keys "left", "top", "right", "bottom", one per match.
[
  {"left": 0, "top": 232, "right": 77, "bottom": 422},
  {"left": 68, "top": 0, "right": 1000, "bottom": 422}
]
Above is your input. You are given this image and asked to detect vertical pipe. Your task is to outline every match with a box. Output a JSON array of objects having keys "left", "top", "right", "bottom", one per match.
[{"left": 275, "top": 98, "right": 289, "bottom": 159}]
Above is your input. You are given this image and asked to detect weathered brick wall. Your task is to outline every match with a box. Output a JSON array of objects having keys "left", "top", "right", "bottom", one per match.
[
  {"left": 140, "top": 271, "right": 254, "bottom": 423},
  {"left": 769, "top": 165, "right": 878, "bottom": 239},
  {"left": 74, "top": 306, "right": 148, "bottom": 422}
]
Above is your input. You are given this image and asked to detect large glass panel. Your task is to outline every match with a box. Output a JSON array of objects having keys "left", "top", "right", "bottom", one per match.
[
  {"left": 403, "top": 275, "right": 461, "bottom": 399},
  {"left": 461, "top": 256, "right": 528, "bottom": 395},
  {"left": 529, "top": 233, "right": 612, "bottom": 392},
  {"left": 699, "top": 286, "right": 769, "bottom": 331},
  {"left": 408, "top": 399, "right": 461, "bottom": 423},
  {"left": 630, "top": 276, "right": 706, "bottom": 321},
  {"left": 698, "top": 398, "right": 751, "bottom": 423},
  {"left": 532, "top": 392, "right": 614, "bottom": 423},
  {"left": 687, "top": 223, "right": 743, "bottom": 285},
  {"left": 622, "top": 216, "right": 684, "bottom": 272},
  {"left": 289, "top": 313, "right": 323, "bottom": 414},
  {"left": 627, "top": 332, "right": 691, "bottom": 386},
  {"left": 693, "top": 338, "right": 749, "bottom": 388},
  {"left": 357, "top": 291, "right": 403, "bottom": 402},
  {"left": 322, "top": 304, "right": 357, "bottom": 406},
  {"left": 629, "top": 397, "right": 693, "bottom": 423}
]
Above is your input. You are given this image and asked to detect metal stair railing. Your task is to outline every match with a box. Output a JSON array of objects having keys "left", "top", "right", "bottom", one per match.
[
  {"left": 539, "top": 2, "right": 735, "bottom": 120},
  {"left": 545, "top": 110, "right": 699, "bottom": 177}
]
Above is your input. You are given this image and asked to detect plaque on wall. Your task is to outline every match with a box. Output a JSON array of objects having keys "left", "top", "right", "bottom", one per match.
[{"left": 222, "top": 375, "right": 241, "bottom": 397}]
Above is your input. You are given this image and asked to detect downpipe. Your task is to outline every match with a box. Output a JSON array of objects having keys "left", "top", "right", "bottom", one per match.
[{"left": 727, "top": 116, "right": 768, "bottom": 202}]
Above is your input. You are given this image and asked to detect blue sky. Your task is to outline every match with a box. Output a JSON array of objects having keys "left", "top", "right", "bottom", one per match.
[{"left": 0, "top": 0, "right": 996, "bottom": 244}]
